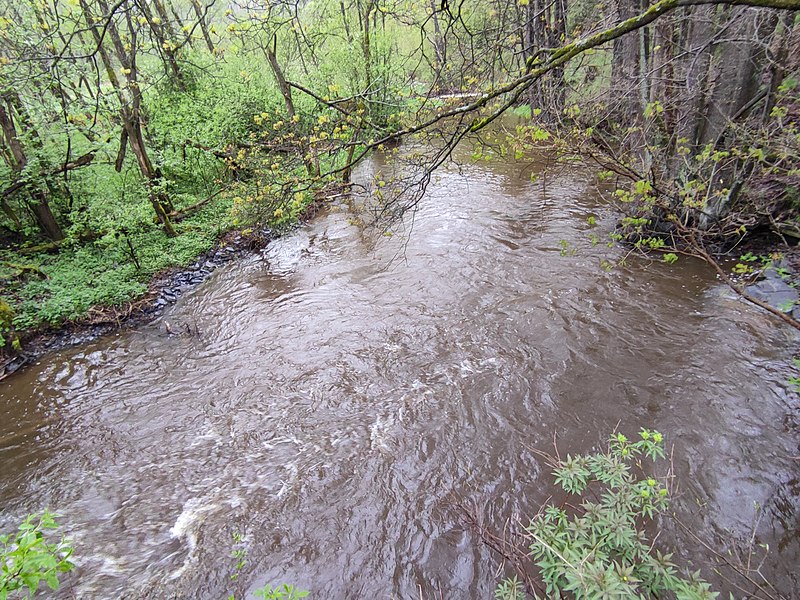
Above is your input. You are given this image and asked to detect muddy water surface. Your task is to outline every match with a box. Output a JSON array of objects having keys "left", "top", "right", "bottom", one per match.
[{"left": 1, "top": 153, "right": 798, "bottom": 599}]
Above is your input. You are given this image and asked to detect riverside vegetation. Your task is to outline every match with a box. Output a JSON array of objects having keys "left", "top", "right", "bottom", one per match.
[{"left": 491, "top": 431, "right": 722, "bottom": 600}]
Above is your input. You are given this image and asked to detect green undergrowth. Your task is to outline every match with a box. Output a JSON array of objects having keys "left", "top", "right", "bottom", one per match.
[
  {"left": 0, "top": 45, "right": 393, "bottom": 352},
  {"left": 0, "top": 53, "right": 330, "bottom": 350},
  {"left": 0, "top": 196, "right": 234, "bottom": 348}
]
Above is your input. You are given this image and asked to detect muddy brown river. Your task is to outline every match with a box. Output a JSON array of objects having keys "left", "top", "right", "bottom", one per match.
[{"left": 1, "top": 152, "right": 798, "bottom": 599}]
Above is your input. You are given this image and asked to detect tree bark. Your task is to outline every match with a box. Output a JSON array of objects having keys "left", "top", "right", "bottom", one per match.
[
  {"left": 612, "top": 0, "right": 643, "bottom": 122},
  {"left": 0, "top": 98, "right": 64, "bottom": 241},
  {"left": 190, "top": 0, "right": 215, "bottom": 53},
  {"left": 265, "top": 35, "right": 319, "bottom": 178}
]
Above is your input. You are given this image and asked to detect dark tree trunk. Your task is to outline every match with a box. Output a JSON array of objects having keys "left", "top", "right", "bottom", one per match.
[
  {"left": 265, "top": 36, "right": 319, "bottom": 178},
  {"left": 429, "top": 0, "right": 446, "bottom": 82},
  {"left": 190, "top": 0, "right": 215, "bottom": 53},
  {"left": 612, "top": 0, "right": 643, "bottom": 123},
  {"left": 0, "top": 98, "right": 64, "bottom": 241}
]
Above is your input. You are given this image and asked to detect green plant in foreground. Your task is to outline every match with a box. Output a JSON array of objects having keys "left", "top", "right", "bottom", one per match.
[
  {"left": 0, "top": 511, "right": 74, "bottom": 599},
  {"left": 787, "top": 358, "right": 800, "bottom": 392},
  {"left": 662, "top": 253, "right": 679, "bottom": 264},
  {"left": 496, "top": 430, "right": 718, "bottom": 599},
  {"left": 225, "top": 530, "right": 308, "bottom": 600},
  {"left": 255, "top": 583, "right": 309, "bottom": 600},
  {"left": 230, "top": 531, "right": 247, "bottom": 582},
  {"left": 558, "top": 240, "right": 576, "bottom": 257}
]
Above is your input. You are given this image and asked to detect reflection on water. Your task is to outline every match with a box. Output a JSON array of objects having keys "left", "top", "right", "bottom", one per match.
[{"left": 1, "top": 152, "right": 798, "bottom": 599}]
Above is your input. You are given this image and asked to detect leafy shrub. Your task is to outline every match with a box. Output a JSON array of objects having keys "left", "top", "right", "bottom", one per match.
[
  {"left": 496, "top": 431, "right": 718, "bottom": 599},
  {"left": 0, "top": 511, "right": 74, "bottom": 599}
]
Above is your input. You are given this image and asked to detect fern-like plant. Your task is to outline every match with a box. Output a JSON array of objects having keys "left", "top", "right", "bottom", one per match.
[{"left": 496, "top": 430, "right": 718, "bottom": 599}]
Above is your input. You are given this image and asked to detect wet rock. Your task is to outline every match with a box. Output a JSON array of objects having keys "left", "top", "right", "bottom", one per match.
[
  {"left": 745, "top": 278, "right": 798, "bottom": 312},
  {"left": 762, "top": 262, "right": 792, "bottom": 282}
]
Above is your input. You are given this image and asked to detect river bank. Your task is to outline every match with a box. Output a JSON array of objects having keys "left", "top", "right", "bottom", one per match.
[
  {"left": 4, "top": 212, "right": 800, "bottom": 382},
  {"left": 0, "top": 226, "right": 274, "bottom": 380},
  {"left": 0, "top": 182, "right": 342, "bottom": 381}
]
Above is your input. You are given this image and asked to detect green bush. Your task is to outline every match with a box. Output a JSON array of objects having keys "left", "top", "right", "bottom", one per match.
[
  {"left": 496, "top": 431, "right": 718, "bottom": 599},
  {"left": 0, "top": 511, "right": 74, "bottom": 599}
]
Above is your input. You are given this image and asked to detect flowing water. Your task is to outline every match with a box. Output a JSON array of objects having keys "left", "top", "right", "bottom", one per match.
[{"left": 1, "top": 151, "right": 798, "bottom": 599}]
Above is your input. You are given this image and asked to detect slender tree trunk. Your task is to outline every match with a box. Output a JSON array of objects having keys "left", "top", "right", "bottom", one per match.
[
  {"left": 612, "top": 0, "right": 642, "bottom": 123},
  {"left": 549, "top": 0, "right": 567, "bottom": 114},
  {"left": 339, "top": 0, "right": 352, "bottom": 42},
  {"left": 359, "top": 0, "right": 376, "bottom": 94},
  {"left": 81, "top": 0, "right": 177, "bottom": 236},
  {"left": 1, "top": 197, "right": 22, "bottom": 229},
  {"left": 522, "top": 0, "right": 546, "bottom": 115},
  {"left": 0, "top": 98, "right": 64, "bottom": 241},
  {"left": 140, "top": 0, "right": 184, "bottom": 86},
  {"left": 672, "top": 6, "right": 715, "bottom": 160},
  {"left": 762, "top": 13, "right": 795, "bottom": 120},
  {"left": 265, "top": 36, "right": 318, "bottom": 178},
  {"left": 429, "top": 0, "right": 446, "bottom": 85},
  {"left": 190, "top": 0, "right": 215, "bottom": 53}
]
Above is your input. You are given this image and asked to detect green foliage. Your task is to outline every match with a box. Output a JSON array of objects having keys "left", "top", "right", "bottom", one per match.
[
  {"left": 496, "top": 431, "right": 718, "bottom": 600},
  {"left": 1, "top": 196, "right": 230, "bottom": 332},
  {"left": 0, "top": 299, "right": 15, "bottom": 348},
  {"left": 663, "top": 253, "right": 679, "bottom": 264},
  {"left": 787, "top": 358, "right": 800, "bottom": 391},
  {"left": 558, "top": 239, "right": 576, "bottom": 257},
  {"left": 254, "top": 583, "right": 309, "bottom": 600},
  {"left": 495, "top": 575, "right": 524, "bottom": 600},
  {"left": 510, "top": 105, "right": 532, "bottom": 119},
  {"left": 229, "top": 531, "right": 247, "bottom": 582},
  {"left": 0, "top": 511, "right": 74, "bottom": 599}
]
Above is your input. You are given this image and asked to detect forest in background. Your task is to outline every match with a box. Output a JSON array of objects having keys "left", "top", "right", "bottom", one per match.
[{"left": 0, "top": 0, "right": 799, "bottom": 350}]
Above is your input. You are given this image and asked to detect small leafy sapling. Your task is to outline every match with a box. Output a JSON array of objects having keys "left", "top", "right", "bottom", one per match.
[
  {"left": 0, "top": 511, "right": 74, "bottom": 599},
  {"left": 496, "top": 431, "right": 719, "bottom": 600}
]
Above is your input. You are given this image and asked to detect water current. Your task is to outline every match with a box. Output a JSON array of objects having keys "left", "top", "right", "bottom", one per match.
[{"left": 1, "top": 152, "right": 798, "bottom": 599}]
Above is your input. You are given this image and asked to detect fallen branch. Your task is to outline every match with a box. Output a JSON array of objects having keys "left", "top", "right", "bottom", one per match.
[
  {"left": 16, "top": 240, "right": 64, "bottom": 255},
  {"left": 454, "top": 496, "right": 544, "bottom": 597},
  {"left": 687, "top": 236, "right": 800, "bottom": 332},
  {"left": 167, "top": 188, "right": 225, "bottom": 221},
  {"left": 183, "top": 139, "right": 236, "bottom": 161},
  {"left": 0, "top": 261, "right": 47, "bottom": 279}
]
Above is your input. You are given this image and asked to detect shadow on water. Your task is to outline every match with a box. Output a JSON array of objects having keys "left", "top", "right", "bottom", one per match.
[{"left": 0, "top": 149, "right": 798, "bottom": 599}]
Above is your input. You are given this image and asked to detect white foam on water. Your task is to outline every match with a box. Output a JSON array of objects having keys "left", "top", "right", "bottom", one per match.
[
  {"left": 168, "top": 496, "right": 221, "bottom": 580},
  {"left": 369, "top": 414, "right": 396, "bottom": 451}
]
